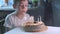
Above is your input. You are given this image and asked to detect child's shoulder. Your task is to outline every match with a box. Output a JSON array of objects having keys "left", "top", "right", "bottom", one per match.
[{"left": 5, "top": 12, "right": 16, "bottom": 19}]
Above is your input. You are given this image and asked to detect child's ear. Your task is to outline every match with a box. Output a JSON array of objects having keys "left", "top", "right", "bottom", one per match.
[{"left": 13, "top": 4, "right": 16, "bottom": 9}]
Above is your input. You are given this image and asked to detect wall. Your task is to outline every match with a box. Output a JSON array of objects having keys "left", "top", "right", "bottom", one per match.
[{"left": 52, "top": 0, "right": 60, "bottom": 26}]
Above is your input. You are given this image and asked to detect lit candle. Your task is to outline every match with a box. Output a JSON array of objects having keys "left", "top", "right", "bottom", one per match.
[
  {"left": 30, "top": 16, "right": 34, "bottom": 23},
  {"left": 38, "top": 17, "right": 39, "bottom": 22},
  {"left": 40, "top": 16, "right": 41, "bottom": 22}
]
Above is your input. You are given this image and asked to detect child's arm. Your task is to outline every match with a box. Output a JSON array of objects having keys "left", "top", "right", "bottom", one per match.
[{"left": 3, "top": 16, "right": 14, "bottom": 32}]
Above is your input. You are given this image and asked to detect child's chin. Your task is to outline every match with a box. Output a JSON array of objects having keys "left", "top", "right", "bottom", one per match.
[{"left": 23, "top": 11, "right": 27, "bottom": 13}]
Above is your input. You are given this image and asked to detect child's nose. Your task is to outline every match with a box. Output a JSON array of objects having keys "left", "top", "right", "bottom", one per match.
[{"left": 22, "top": 5, "right": 25, "bottom": 9}]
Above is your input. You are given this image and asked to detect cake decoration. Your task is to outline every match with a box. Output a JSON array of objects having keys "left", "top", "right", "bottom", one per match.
[{"left": 22, "top": 16, "right": 48, "bottom": 32}]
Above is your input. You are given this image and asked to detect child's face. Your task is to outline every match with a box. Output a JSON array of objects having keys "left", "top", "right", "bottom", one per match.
[{"left": 18, "top": 0, "right": 28, "bottom": 13}]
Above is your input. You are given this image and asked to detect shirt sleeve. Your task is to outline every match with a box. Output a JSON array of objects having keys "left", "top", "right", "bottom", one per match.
[{"left": 3, "top": 16, "right": 13, "bottom": 28}]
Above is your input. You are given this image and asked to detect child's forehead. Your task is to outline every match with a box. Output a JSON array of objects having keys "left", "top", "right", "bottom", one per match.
[
  {"left": 20, "top": 0, "right": 28, "bottom": 4},
  {"left": 14, "top": 0, "right": 28, "bottom": 5},
  {"left": 21, "top": 0, "right": 28, "bottom": 1}
]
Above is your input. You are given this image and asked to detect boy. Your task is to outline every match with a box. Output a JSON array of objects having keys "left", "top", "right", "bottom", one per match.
[{"left": 3, "top": 0, "right": 30, "bottom": 32}]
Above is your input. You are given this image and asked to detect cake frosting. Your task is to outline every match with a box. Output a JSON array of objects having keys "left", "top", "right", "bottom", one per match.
[
  {"left": 22, "top": 16, "right": 48, "bottom": 32},
  {"left": 23, "top": 21, "right": 48, "bottom": 32}
]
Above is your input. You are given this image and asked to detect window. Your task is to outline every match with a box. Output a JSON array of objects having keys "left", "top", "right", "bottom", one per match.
[
  {"left": 0, "top": 0, "right": 40, "bottom": 9},
  {"left": 0, "top": 0, "right": 5, "bottom": 7},
  {"left": 0, "top": 0, "right": 14, "bottom": 9},
  {"left": 28, "top": 0, "right": 40, "bottom": 9}
]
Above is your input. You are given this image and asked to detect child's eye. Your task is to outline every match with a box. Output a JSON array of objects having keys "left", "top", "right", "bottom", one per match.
[{"left": 20, "top": 5, "right": 28, "bottom": 7}]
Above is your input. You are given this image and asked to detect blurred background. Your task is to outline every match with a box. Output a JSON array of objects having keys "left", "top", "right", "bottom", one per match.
[{"left": 0, "top": 0, "right": 60, "bottom": 34}]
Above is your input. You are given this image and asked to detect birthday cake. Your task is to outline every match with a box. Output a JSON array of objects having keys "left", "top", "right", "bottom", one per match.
[
  {"left": 22, "top": 16, "right": 48, "bottom": 32},
  {"left": 23, "top": 21, "right": 47, "bottom": 32}
]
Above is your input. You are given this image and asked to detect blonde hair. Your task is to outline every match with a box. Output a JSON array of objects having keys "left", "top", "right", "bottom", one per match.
[{"left": 14, "top": 0, "right": 28, "bottom": 5}]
